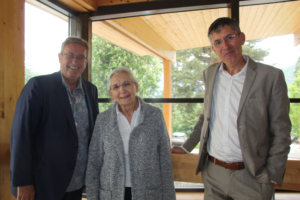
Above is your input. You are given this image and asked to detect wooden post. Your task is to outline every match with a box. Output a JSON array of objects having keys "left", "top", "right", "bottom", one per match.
[
  {"left": 228, "top": 0, "right": 239, "bottom": 23},
  {"left": 0, "top": 0, "right": 25, "bottom": 199},
  {"left": 79, "top": 13, "right": 92, "bottom": 81},
  {"left": 163, "top": 59, "right": 172, "bottom": 139}
]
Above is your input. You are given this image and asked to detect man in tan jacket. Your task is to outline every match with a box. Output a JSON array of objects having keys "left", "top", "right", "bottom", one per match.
[{"left": 172, "top": 17, "right": 291, "bottom": 200}]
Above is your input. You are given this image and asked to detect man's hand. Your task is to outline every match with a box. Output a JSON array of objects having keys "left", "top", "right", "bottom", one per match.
[
  {"left": 17, "top": 185, "right": 35, "bottom": 200},
  {"left": 271, "top": 182, "right": 279, "bottom": 188},
  {"left": 171, "top": 146, "right": 187, "bottom": 154}
]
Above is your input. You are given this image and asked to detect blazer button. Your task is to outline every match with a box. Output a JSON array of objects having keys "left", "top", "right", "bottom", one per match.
[{"left": 74, "top": 144, "right": 78, "bottom": 148}]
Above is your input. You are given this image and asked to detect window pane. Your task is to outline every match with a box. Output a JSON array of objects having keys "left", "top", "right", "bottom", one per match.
[
  {"left": 242, "top": 36, "right": 300, "bottom": 98},
  {"left": 25, "top": 3, "right": 68, "bottom": 83},
  {"left": 91, "top": 35, "right": 164, "bottom": 99}
]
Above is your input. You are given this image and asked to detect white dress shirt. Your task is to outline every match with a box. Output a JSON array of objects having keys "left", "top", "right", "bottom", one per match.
[
  {"left": 207, "top": 56, "right": 249, "bottom": 163},
  {"left": 116, "top": 100, "right": 141, "bottom": 187}
]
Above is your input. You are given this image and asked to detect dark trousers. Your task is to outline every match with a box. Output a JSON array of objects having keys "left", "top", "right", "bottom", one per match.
[
  {"left": 61, "top": 188, "right": 83, "bottom": 200},
  {"left": 125, "top": 187, "right": 132, "bottom": 200}
]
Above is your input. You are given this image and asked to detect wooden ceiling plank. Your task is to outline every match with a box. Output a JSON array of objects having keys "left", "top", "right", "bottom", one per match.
[
  {"left": 275, "top": 1, "right": 300, "bottom": 36},
  {"left": 194, "top": 10, "right": 211, "bottom": 47},
  {"left": 268, "top": 1, "right": 296, "bottom": 37},
  {"left": 186, "top": 11, "right": 205, "bottom": 47},
  {"left": 202, "top": 9, "right": 213, "bottom": 32},
  {"left": 143, "top": 15, "right": 182, "bottom": 50},
  {"left": 244, "top": 5, "right": 259, "bottom": 40},
  {"left": 93, "top": 21, "right": 155, "bottom": 56},
  {"left": 210, "top": 8, "right": 219, "bottom": 23},
  {"left": 154, "top": 14, "right": 183, "bottom": 49},
  {"left": 245, "top": 5, "right": 267, "bottom": 40},
  {"left": 262, "top": 2, "right": 291, "bottom": 39},
  {"left": 218, "top": 7, "right": 228, "bottom": 18},
  {"left": 97, "top": 0, "right": 156, "bottom": 6},
  {"left": 164, "top": 13, "right": 190, "bottom": 50},
  {"left": 57, "top": 0, "right": 89, "bottom": 12},
  {"left": 92, "top": 22, "right": 151, "bottom": 56},
  {"left": 155, "top": 15, "right": 184, "bottom": 50},
  {"left": 170, "top": 13, "right": 192, "bottom": 49},
  {"left": 253, "top": 3, "right": 279, "bottom": 39},
  {"left": 74, "top": 0, "right": 97, "bottom": 11},
  {"left": 178, "top": 12, "right": 200, "bottom": 49},
  {"left": 239, "top": 4, "right": 250, "bottom": 34},
  {"left": 109, "top": 18, "right": 176, "bottom": 62},
  {"left": 283, "top": 17, "right": 300, "bottom": 36},
  {"left": 249, "top": 4, "right": 275, "bottom": 40}
]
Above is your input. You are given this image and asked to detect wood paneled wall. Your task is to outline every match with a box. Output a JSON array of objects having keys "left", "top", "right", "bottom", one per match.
[{"left": 0, "top": 0, "right": 25, "bottom": 199}]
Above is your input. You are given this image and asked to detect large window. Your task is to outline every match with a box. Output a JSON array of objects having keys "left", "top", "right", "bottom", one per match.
[
  {"left": 91, "top": 34, "right": 164, "bottom": 112},
  {"left": 25, "top": 2, "right": 68, "bottom": 83}
]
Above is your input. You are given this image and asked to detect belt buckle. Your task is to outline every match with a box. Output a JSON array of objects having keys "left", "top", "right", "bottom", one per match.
[{"left": 224, "top": 162, "right": 229, "bottom": 170}]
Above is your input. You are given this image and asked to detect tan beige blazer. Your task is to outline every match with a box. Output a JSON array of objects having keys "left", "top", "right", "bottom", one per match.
[{"left": 182, "top": 57, "right": 291, "bottom": 186}]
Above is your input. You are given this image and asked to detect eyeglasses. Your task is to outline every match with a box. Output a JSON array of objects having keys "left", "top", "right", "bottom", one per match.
[
  {"left": 61, "top": 53, "right": 87, "bottom": 61},
  {"left": 213, "top": 34, "right": 239, "bottom": 47},
  {"left": 110, "top": 81, "right": 136, "bottom": 91}
]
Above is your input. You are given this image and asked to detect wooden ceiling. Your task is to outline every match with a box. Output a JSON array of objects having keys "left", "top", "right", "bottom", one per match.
[
  {"left": 93, "top": 1, "right": 300, "bottom": 62},
  {"left": 29, "top": 0, "right": 300, "bottom": 62}
]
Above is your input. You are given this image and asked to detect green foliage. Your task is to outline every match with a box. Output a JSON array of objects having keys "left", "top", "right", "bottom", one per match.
[
  {"left": 242, "top": 40, "right": 269, "bottom": 62},
  {"left": 91, "top": 35, "right": 163, "bottom": 112},
  {"left": 294, "top": 57, "right": 300, "bottom": 77},
  {"left": 25, "top": 51, "right": 40, "bottom": 84},
  {"left": 289, "top": 71, "right": 300, "bottom": 138}
]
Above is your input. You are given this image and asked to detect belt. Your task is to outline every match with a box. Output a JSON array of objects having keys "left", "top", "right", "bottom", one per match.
[{"left": 208, "top": 155, "right": 245, "bottom": 170}]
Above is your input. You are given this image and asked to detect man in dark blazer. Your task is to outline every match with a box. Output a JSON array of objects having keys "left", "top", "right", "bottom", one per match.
[
  {"left": 172, "top": 18, "right": 291, "bottom": 199},
  {"left": 10, "top": 37, "right": 99, "bottom": 200}
]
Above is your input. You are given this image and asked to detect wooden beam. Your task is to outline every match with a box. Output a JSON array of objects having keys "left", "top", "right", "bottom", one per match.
[
  {"left": 97, "top": 0, "right": 156, "bottom": 6},
  {"left": 90, "top": 0, "right": 229, "bottom": 21},
  {"left": 57, "top": 0, "right": 89, "bottom": 12},
  {"left": 0, "top": 0, "right": 25, "bottom": 199},
  {"left": 79, "top": 13, "right": 92, "bottom": 81},
  {"left": 110, "top": 18, "right": 176, "bottom": 62},
  {"left": 228, "top": 0, "right": 239, "bottom": 23},
  {"left": 163, "top": 60, "right": 172, "bottom": 139},
  {"left": 74, "top": 0, "right": 97, "bottom": 11},
  {"left": 92, "top": 21, "right": 153, "bottom": 56}
]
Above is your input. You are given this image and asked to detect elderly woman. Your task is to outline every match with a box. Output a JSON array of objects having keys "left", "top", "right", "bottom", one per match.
[{"left": 86, "top": 67, "right": 176, "bottom": 200}]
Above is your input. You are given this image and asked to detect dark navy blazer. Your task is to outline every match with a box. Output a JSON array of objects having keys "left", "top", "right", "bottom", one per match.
[{"left": 10, "top": 71, "right": 99, "bottom": 200}]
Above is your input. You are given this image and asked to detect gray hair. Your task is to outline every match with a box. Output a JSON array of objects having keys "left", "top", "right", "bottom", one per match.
[
  {"left": 60, "top": 37, "right": 89, "bottom": 57},
  {"left": 107, "top": 67, "right": 138, "bottom": 90},
  {"left": 208, "top": 17, "right": 241, "bottom": 44}
]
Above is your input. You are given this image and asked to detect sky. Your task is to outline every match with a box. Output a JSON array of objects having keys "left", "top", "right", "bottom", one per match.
[
  {"left": 25, "top": 3, "right": 68, "bottom": 75},
  {"left": 25, "top": 3, "right": 300, "bottom": 76}
]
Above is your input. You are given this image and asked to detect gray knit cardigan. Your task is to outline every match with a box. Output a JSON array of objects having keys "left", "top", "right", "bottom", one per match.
[{"left": 86, "top": 97, "right": 176, "bottom": 200}]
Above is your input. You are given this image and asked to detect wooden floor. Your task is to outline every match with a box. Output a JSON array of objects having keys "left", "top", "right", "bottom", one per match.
[{"left": 82, "top": 191, "right": 300, "bottom": 200}]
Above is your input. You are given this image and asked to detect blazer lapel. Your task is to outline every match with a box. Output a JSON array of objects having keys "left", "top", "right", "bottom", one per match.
[
  {"left": 55, "top": 72, "right": 77, "bottom": 134},
  {"left": 204, "top": 64, "right": 219, "bottom": 119},
  {"left": 237, "top": 58, "right": 257, "bottom": 118},
  {"left": 82, "top": 80, "right": 94, "bottom": 136}
]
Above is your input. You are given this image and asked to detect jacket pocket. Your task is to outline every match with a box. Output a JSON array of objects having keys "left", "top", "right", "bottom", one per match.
[
  {"left": 258, "top": 145, "right": 269, "bottom": 157},
  {"left": 146, "top": 186, "right": 162, "bottom": 200},
  {"left": 99, "top": 188, "right": 111, "bottom": 199}
]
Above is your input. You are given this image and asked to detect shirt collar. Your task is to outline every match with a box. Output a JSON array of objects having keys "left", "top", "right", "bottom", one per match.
[
  {"left": 219, "top": 55, "right": 249, "bottom": 76},
  {"left": 61, "top": 73, "right": 84, "bottom": 92},
  {"left": 116, "top": 98, "right": 141, "bottom": 115}
]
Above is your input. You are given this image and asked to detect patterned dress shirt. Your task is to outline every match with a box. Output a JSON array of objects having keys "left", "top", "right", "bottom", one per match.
[{"left": 61, "top": 75, "right": 89, "bottom": 192}]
